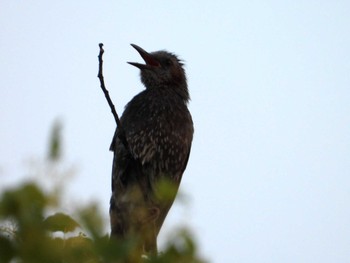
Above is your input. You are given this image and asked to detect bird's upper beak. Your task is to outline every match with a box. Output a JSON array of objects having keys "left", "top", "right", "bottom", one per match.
[{"left": 127, "top": 44, "right": 161, "bottom": 69}]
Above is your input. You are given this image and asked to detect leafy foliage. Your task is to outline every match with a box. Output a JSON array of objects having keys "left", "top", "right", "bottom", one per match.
[
  {"left": 44, "top": 213, "right": 80, "bottom": 233},
  {"left": 47, "top": 120, "right": 62, "bottom": 162},
  {"left": 0, "top": 123, "right": 206, "bottom": 263}
]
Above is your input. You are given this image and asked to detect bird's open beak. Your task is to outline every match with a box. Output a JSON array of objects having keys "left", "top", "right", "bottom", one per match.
[{"left": 127, "top": 44, "right": 161, "bottom": 69}]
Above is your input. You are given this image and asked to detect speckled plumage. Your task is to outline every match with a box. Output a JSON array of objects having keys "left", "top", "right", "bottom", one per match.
[{"left": 109, "top": 44, "right": 193, "bottom": 255}]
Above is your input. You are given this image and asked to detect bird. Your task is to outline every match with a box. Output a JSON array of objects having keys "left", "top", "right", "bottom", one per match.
[{"left": 109, "top": 44, "right": 194, "bottom": 255}]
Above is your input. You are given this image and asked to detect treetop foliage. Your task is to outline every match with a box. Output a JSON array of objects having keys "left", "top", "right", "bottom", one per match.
[{"left": 0, "top": 123, "right": 207, "bottom": 263}]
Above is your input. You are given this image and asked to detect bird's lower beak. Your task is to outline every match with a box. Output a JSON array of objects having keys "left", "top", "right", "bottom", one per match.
[{"left": 127, "top": 44, "right": 160, "bottom": 69}]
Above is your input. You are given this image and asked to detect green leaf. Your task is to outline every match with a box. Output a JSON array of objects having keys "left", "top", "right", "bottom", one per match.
[
  {"left": 0, "top": 235, "right": 15, "bottom": 263},
  {"left": 0, "top": 183, "right": 46, "bottom": 220},
  {"left": 48, "top": 120, "right": 62, "bottom": 161},
  {"left": 44, "top": 213, "right": 80, "bottom": 233}
]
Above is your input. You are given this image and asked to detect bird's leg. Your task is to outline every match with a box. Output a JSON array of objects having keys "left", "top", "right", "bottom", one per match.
[
  {"left": 141, "top": 207, "right": 159, "bottom": 255},
  {"left": 143, "top": 222, "right": 158, "bottom": 255},
  {"left": 139, "top": 206, "right": 160, "bottom": 255}
]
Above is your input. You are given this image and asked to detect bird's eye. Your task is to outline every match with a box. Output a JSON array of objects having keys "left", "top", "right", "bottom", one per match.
[{"left": 165, "top": 59, "right": 173, "bottom": 66}]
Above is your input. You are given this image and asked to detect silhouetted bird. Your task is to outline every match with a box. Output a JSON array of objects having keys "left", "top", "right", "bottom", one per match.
[{"left": 109, "top": 44, "right": 194, "bottom": 255}]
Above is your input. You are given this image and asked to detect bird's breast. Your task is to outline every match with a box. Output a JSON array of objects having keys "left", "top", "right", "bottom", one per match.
[{"left": 124, "top": 98, "right": 193, "bottom": 176}]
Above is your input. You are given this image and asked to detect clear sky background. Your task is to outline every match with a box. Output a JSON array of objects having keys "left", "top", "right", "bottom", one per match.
[{"left": 1, "top": 1, "right": 350, "bottom": 262}]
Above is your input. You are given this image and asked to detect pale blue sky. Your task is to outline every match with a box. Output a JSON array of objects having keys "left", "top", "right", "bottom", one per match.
[{"left": 1, "top": 1, "right": 350, "bottom": 262}]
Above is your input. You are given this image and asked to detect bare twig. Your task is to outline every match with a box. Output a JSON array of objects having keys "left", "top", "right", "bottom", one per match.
[
  {"left": 97, "top": 43, "right": 121, "bottom": 127},
  {"left": 97, "top": 43, "right": 129, "bottom": 150}
]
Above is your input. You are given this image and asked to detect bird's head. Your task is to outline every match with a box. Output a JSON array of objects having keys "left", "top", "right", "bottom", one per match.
[{"left": 128, "top": 44, "right": 189, "bottom": 102}]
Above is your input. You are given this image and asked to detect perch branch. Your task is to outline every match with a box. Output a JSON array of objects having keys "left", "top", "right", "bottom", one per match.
[{"left": 97, "top": 43, "right": 129, "bottom": 150}]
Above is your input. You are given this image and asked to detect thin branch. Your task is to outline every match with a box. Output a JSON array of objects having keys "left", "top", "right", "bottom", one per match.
[
  {"left": 97, "top": 43, "right": 121, "bottom": 127},
  {"left": 97, "top": 43, "right": 129, "bottom": 150}
]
